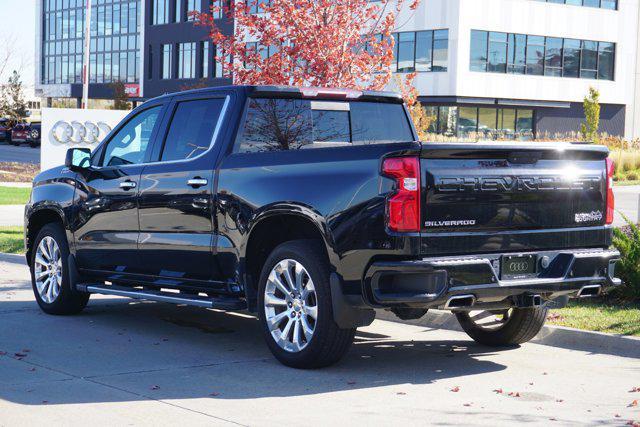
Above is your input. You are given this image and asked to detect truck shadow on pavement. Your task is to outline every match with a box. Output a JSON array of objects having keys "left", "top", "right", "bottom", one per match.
[{"left": 0, "top": 296, "right": 509, "bottom": 405}]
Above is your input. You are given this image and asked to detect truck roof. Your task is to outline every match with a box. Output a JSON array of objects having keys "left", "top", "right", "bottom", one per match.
[{"left": 149, "top": 85, "right": 404, "bottom": 104}]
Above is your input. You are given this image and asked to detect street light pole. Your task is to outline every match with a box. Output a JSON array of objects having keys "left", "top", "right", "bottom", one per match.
[{"left": 82, "top": 0, "right": 92, "bottom": 109}]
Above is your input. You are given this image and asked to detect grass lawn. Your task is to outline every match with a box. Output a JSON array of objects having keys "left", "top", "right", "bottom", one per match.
[
  {"left": 548, "top": 300, "right": 640, "bottom": 336},
  {"left": 0, "top": 226, "right": 23, "bottom": 254},
  {"left": 0, "top": 186, "right": 31, "bottom": 205},
  {"left": 614, "top": 180, "right": 640, "bottom": 186}
]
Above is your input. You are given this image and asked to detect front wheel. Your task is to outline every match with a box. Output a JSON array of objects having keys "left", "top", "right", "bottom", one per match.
[
  {"left": 258, "top": 240, "right": 356, "bottom": 369},
  {"left": 30, "top": 223, "right": 89, "bottom": 315},
  {"left": 455, "top": 306, "right": 548, "bottom": 347}
]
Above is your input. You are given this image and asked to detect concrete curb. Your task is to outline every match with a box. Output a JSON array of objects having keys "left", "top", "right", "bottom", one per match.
[{"left": 376, "top": 309, "right": 640, "bottom": 359}]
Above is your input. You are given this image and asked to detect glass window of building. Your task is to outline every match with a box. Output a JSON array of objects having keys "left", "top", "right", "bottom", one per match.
[
  {"left": 391, "top": 30, "right": 448, "bottom": 73},
  {"left": 458, "top": 107, "right": 478, "bottom": 138},
  {"left": 422, "top": 106, "right": 535, "bottom": 141},
  {"left": 432, "top": 30, "right": 449, "bottom": 71},
  {"left": 562, "top": 39, "right": 581, "bottom": 78},
  {"left": 201, "top": 42, "right": 210, "bottom": 78},
  {"left": 488, "top": 32, "right": 507, "bottom": 73},
  {"left": 153, "top": 0, "right": 169, "bottom": 25},
  {"left": 533, "top": 0, "right": 616, "bottom": 9},
  {"left": 186, "top": 0, "right": 201, "bottom": 21},
  {"left": 42, "top": 0, "right": 140, "bottom": 85},
  {"left": 544, "top": 37, "right": 563, "bottom": 76},
  {"left": 580, "top": 40, "right": 598, "bottom": 79},
  {"left": 178, "top": 42, "right": 196, "bottom": 79},
  {"left": 415, "top": 31, "right": 433, "bottom": 72},
  {"left": 598, "top": 42, "right": 615, "bottom": 80},
  {"left": 162, "top": 44, "right": 173, "bottom": 79},
  {"left": 397, "top": 32, "right": 415, "bottom": 72},
  {"left": 470, "top": 30, "right": 615, "bottom": 81},
  {"left": 470, "top": 30, "right": 488, "bottom": 72},
  {"left": 507, "top": 33, "right": 526, "bottom": 74},
  {"left": 525, "top": 35, "right": 545, "bottom": 76}
]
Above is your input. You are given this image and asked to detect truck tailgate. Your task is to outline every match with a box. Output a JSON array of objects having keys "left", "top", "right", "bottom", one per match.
[{"left": 419, "top": 143, "right": 611, "bottom": 254}]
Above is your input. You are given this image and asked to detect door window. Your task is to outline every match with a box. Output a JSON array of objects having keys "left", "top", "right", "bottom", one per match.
[
  {"left": 101, "top": 106, "right": 162, "bottom": 166},
  {"left": 160, "top": 98, "right": 226, "bottom": 162}
]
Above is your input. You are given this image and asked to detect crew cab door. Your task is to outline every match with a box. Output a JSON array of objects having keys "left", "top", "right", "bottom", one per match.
[
  {"left": 136, "top": 93, "right": 231, "bottom": 285},
  {"left": 74, "top": 104, "right": 165, "bottom": 273}
]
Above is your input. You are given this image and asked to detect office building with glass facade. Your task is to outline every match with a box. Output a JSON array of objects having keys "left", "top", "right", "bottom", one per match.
[
  {"left": 35, "top": 0, "right": 640, "bottom": 139},
  {"left": 398, "top": 0, "right": 637, "bottom": 139},
  {"left": 35, "top": 0, "right": 231, "bottom": 106}
]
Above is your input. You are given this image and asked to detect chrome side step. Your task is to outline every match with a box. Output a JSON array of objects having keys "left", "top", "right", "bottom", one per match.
[{"left": 76, "top": 284, "right": 246, "bottom": 311}]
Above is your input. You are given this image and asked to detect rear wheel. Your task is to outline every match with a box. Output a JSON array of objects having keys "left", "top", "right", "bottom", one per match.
[
  {"left": 258, "top": 240, "right": 356, "bottom": 369},
  {"left": 30, "top": 223, "right": 89, "bottom": 315},
  {"left": 455, "top": 306, "right": 547, "bottom": 346}
]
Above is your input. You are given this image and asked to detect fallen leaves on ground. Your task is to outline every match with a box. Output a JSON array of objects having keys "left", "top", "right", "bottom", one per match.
[
  {"left": 209, "top": 392, "right": 220, "bottom": 397},
  {"left": 547, "top": 313, "right": 565, "bottom": 322},
  {"left": 150, "top": 385, "right": 160, "bottom": 390},
  {"left": 629, "top": 400, "right": 638, "bottom": 408},
  {"left": 493, "top": 389, "right": 503, "bottom": 394},
  {"left": 508, "top": 392, "right": 521, "bottom": 398},
  {"left": 450, "top": 386, "right": 460, "bottom": 392},
  {"left": 631, "top": 387, "right": 640, "bottom": 393}
]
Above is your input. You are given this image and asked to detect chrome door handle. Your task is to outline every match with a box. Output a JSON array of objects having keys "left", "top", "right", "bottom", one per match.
[
  {"left": 187, "top": 178, "right": 208, "bottom": 188},
  {"left": 119, "top": 181, "right": 137, "bottom": 190}
]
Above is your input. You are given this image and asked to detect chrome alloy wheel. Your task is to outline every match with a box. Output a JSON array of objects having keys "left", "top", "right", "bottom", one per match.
[
  {"left": 264, "top": 259, "right": 318, "bottom": 353},
  {"left": 465, "top": 309, "right": 513, "bottom": 331},
  {"left": 34, "top": 236, "right": 63, "bottom": 304}
]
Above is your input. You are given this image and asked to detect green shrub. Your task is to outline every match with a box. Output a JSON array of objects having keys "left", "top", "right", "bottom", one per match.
[
  {"left": 612, "top": 215, "right": 640, "bottom": 302},
  {"left": 626, "top": 171, "right": 639, "bottom": 181}
]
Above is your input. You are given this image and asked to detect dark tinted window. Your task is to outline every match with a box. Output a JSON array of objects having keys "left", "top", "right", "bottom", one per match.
[
  {"left": 239, "top": 98, "right": 413, "bottom": 152},
  {"left": 102, "top": 106, "right": 161, "bottom": 167},
  {"left": 241, "top": 98, "right": 313, "bottom": 152},
  {"left": 350, "top": 102, "right": 414, "bottom": 144},
  {"left": 312, "top": 110, "right": 351, "bottom": 143},
  {"left": 161, "top": 98, "right": 226, "bottom": 162}
]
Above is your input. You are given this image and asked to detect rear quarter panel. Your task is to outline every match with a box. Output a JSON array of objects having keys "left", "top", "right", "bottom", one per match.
[{"left": 216, "top": 142, "right": 421, "bottom": 294}]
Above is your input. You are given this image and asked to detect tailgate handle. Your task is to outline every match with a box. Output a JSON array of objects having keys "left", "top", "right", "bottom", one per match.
[{"left": 508, "top": 152, "right": 542, "bottom": 164}]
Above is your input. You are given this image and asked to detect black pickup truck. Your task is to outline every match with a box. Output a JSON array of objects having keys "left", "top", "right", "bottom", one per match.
[{"left": 24, "top": 86, "right": 620, "bottom": 368}]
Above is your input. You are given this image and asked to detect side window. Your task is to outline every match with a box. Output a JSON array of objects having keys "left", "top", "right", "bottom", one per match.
[
  {"left": 101, "top": 106, "right": 162, "bottom": 167},
  {"left": 160, "top": 98, "right": 226, "bottom": 162},
  {"left": 240, "top": 98, "right": 312, "bottom": 152}
]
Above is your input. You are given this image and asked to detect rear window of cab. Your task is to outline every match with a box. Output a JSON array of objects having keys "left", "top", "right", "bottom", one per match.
[{"left": 238, "top": 98, "right": 414, "bottom": 153}]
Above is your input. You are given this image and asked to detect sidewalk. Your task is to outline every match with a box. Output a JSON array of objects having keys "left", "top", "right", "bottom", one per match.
[
  {"left": 0, "top": 182, "right": 31, "bottom": 188},
  {"left": 0, "top": 205, "right": 24, "bottom": 226}
]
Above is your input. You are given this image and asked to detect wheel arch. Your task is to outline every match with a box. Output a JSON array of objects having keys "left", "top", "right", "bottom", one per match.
[
  {"left": 242, "top": 208, "right": 337, "bottom": 312},
  {"left": 25, "top": 207, "right": 66, "bottom": 266}
]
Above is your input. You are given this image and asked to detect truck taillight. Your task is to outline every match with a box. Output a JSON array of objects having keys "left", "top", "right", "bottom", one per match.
[
  {"left": 606, "top": 158, "right": 615, "bottom": 225},
  {"left": 382, "top": 156, "right": 421, "bottom": 232}
]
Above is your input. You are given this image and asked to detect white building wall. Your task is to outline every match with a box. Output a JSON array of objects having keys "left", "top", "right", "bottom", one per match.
[{"left": 396, "top": 0, "right": 640, "bottom": 138}]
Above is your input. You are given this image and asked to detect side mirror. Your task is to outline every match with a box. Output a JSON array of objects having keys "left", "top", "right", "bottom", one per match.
[{"left": 65, "top": 148, "right": 92, "bottom": 171}]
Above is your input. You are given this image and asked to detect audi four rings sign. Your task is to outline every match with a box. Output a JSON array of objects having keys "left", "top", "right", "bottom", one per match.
[{"left": 41, "top": 108, "right": 129, "bottom": 171}]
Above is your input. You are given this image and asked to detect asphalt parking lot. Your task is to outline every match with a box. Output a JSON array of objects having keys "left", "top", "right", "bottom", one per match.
[
  {"left": 0, "top": 142, "right": 40, "bottom": 164},
  {"left": 1, "top": 254, "right": 639, "bottom": 426}
]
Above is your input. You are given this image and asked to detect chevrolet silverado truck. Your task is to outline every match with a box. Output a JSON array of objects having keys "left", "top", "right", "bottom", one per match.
[{"left": 24, "top": 86, "right": 621, "bottom": 368}]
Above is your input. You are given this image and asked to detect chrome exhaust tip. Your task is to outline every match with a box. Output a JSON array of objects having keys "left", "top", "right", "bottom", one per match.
[
  {"left": 444, "top": 294, "right": 476, "bottom": 309},
  {"left": 577, "top": 285, "right": 602, "bottom": 298}
]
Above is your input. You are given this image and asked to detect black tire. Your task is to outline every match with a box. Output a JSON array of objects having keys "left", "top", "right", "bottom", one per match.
[
  {"left": 455, "top": 306, "right": 548, "bottom": 346},
  {"left": 257, "top": 240, "right": 356, "bottom": 369},
  {"left": 30, "top": 223, "right": 89, "bottom": 315}
]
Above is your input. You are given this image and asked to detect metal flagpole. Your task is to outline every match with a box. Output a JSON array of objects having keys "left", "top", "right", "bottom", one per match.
[{"left": 82, "top": 0, "right": 92, "bottom": 109}]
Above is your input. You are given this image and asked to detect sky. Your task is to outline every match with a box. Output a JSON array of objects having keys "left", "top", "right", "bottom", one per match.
[{"left": 0, "top": 0, "right": 36, "bottom": 97}]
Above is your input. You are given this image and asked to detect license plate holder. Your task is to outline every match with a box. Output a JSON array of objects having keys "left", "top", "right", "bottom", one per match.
[{"left": 501, "top": 255, "right": 537, "bottom": 280}]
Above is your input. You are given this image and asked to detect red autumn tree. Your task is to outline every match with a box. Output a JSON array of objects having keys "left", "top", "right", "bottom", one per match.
[{"left": 194, "top": 0, "right": 419, "bottom": 91}]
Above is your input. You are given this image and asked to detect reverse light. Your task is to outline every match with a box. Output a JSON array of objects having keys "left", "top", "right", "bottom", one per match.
[
  {"left": 606, "top": 158, "right": 615, "bottom": 225},
  {"left": 382, "top": 156, "right": 421, "bottom": 232}
]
